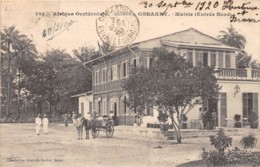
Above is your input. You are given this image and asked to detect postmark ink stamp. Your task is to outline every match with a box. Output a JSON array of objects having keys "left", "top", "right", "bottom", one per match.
[{"left": 96, "top": 5, "right": 140, "bottom": 47}]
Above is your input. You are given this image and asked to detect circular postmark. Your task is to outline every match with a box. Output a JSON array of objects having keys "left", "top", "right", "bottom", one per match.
[{"left": 96, "top": 5, "right": 140, "bottom": 47}]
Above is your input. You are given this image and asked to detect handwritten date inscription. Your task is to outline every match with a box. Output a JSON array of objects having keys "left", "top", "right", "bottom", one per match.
[
  {"left": 140, "top": 0, "right": 260, "bottom": 23},
  {"left": 42, "top": 20, "right": 76, "bottom": 41}
]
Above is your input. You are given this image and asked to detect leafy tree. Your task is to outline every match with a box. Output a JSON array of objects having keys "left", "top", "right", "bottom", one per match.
[
  {"left": 123, "top": 48, "right": 221, "bottom": 143},
  {"left": 26, "top": 49, "right": 92, "bottom": 117},
  {"left": 26, "top": 49, "right": 70, "bottom": 116}
]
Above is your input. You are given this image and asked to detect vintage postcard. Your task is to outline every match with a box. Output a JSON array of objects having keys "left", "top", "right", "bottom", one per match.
[{"left": 1, "top": 0, "right": 260, "bottom": 167}]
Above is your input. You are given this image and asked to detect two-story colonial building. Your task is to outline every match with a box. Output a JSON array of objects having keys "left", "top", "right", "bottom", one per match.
[{"left": 85, "top": 28, "right": 260, "bottom": 128}]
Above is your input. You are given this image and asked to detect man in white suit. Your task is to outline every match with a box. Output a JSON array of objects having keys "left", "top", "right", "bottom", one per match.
[{"left": 35, "top": 114, "right": 42, "bottom": 135}]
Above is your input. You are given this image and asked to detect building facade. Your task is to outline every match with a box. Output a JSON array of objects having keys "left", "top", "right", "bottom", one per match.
[
  {"left": 71, "top": 91, "right": 93, "bottom": 118},
  {"left": 87, "top": 28, "right": 260, "bottom": 128}
]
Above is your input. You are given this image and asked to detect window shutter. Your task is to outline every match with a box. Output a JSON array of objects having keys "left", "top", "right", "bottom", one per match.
[
  {"left": 136, "top": 58, "right": 139, "bottom": 66},
  {"left": 116, "top": 64, "right": 119, "bottom": 79},
  {"left": 253, "top": 93, "right": 258, "bottom": 116},
  {"left": 225, "top": 53, "right": 231, "bottom": 68},
  {"left": 94, "top": 71, "right": 97, "bottom": 84},
  {"left": 243, "top": 93, "right": 248, "bottom": 118},
  {"left": 211, "top": 52, "right": 216, "bottom": 67},
  {"left": 107, "top": 67, "right": 111, "bottom": 81},
  {"left": 127, "top": 61, "right": 130, "bottom": 77},
  {"left": 220, "top": 93, "right": 227, "bottom": 127},
  {"left": 142, "top": 57, "right": 148, "bottom": 68},
  {"left": 99, "top": 70, "right": 102, "bottom": 83},
  {"left": 218, "top": 52, "right": 224, "bottom": 68}
]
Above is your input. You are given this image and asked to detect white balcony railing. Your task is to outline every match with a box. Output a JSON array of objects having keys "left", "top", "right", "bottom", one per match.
[{"left": 216, "top": 68, "right": 260, "bottom": 80}]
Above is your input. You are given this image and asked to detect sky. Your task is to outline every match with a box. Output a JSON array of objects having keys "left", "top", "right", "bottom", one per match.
[{"left": 1, "top": 0, "right": 260, "bottom": 61}]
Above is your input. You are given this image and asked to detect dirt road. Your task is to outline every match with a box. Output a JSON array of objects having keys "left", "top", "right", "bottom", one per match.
[{"left": 0, "top": 124, "right": 259, "bottom": 167}]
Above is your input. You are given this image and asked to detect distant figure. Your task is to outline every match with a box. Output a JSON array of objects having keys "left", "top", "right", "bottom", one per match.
[
  {"left": 76, "top": 114, "right": 83, "bottom": 140},
  {"left": 72, "top": 111, "right": 77, "bottom": 127},
  {"left": 42, "top": 114, "right": 49, "bottom": 134},
  {"left": 35, "top": 114, "right": 42, "bottom": 136},
  {"left": 109, "top": 111, "right": 114, "bottom": 119},
  {"left": 198, "top": 108, "right": 204, "bottom": 130},
  {"left": 203, "top": 107, "right": 209, "bottom": 129},
  {"left": 63, "top": 114, "right": 69, "bottom": 127}
]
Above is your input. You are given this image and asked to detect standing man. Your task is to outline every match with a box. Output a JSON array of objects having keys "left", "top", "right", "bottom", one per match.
[
  {"left": 83, "top": 112, "right": 91, "bottom": 140},
  {"left": 35, "top": 114, "right": 42, "bottom": 136},
  {"left": 63, "top": 114, "right": 69, "bottom": 127},
  {"left": 76, "top": 114, "right": 83, "bottom": 140},
  {"left": 203, "top": 107, "right": 208, "bottom": 129},
  {"left": 72, "top": 111, "right": 77, "bottom": 127},
  {"left": 198, "top": 107, "right": 204, "bottom": 130},
  {"left": 211, "top": 109, "right": 217, "bottom": 129},
  {"left": 42, "top": 114, "right": 49, "bottom": 134}
]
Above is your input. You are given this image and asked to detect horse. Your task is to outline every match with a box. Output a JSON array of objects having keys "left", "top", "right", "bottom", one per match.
[{"left": 81, "top": 117, "right": 92, "bottom": 140}]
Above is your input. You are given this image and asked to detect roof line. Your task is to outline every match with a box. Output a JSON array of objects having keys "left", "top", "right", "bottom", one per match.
[{"left": 84, "top": 28, "right": 237, "bottom": 65}]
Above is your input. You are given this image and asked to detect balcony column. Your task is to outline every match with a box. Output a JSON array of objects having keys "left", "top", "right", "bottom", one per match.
[
  {"left": 192, "top": 49, "right": 196, "bottom": 66},
  {"left": 246, "top": 67, "right": 252, "bottom": 79},
  {"left": 208, "top": 51, "right": 211, "bottom": 66}
]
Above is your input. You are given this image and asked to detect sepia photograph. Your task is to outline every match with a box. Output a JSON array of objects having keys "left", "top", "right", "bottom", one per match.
[{"left": 0, "top": 0, "right": 260, "bottom": 166}]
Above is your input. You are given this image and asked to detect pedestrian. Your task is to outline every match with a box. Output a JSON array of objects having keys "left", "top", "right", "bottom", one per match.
[
  {"left": 72, "top": 111, "right": 77, "bottom": 127},
  {"left": 76, "top": 113, "right": 83, "bottom": 140},
  {"left": 42, "top": 114, "right": 49, "bottom": 134},
  {"left": 203, "top": 107, "right": 209, "bottom": 129},
  {"left": 211, "top": 110, "right": 217, "bottom": 129},
  {"left": 63, "top": 114, "right": 69, "bottom": 127},
  {"left": 198, "top": 107, "right": 204, "bottom": 130},
  {"left": 35, "top": 113, "right": 42, "bottom": 136},
  {"left": 109, "top": 111, "right": 114, "bottom": 119}
]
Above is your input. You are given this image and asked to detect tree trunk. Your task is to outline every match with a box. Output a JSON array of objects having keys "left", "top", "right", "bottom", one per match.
[
  {"left": 171, "top": 116, "right": 182, "bottom": 143},
  {"left": 16, "top": 68, "right": 21, "bottom": 120},
  {"left": 0, "top": 48, "right": 2, "bottom": 118},
  {"left": 49, "top": 102, "right": 52, "bottom": 117},
  {"left": 37, "top": 101, "right": 42, "bottom": 115},
  {"left": 7, "top": 42, "right": 11, "bottom": 118}
]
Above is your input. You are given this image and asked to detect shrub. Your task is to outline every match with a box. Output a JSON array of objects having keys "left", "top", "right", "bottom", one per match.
[
  {"left": 157, "top": 111, "right": 168, "bottom": 124},
  {"left": 202, "top": 129, "right": 260, "bottom": 167},
  {"left": 202, "top": 149, "right": 228, "bottom": 167},
  {"left": 249, "top": 112, "right": 259, "bottom": 129},
  {"left": 234, "top": 114, "right": 241, "bottom": 122},
  {"left": 234, "top": 114, "right": 242, "bottom": 128},
  {"left": 240, "top": 134, "right": 257, "bottom": 149},
  {"left": 226, "top": 147, "right": 258, "bottom": 165},
  {"left": 209, "top": 128, "right": 232, "bottom": 153}
]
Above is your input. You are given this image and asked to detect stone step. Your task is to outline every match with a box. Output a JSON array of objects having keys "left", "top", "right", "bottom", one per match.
[{"left": 164, "top": 129, "right": 239, "bottom": 140}]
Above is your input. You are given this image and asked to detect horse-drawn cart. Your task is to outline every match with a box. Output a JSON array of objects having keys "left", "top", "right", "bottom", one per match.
[{"left": 90, "top": 116, "right": 114, "bottom": 138}]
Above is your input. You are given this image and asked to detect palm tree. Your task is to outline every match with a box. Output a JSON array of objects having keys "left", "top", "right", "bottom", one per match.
[
  {"left": 218, "top": 25, "right": 246, "bottom": 49},
  {"left": 1, "top": 26, "right": 26, "bottom": 118},
  {"left": 14, "top": 38, "right": 37, "bottom": 119}
]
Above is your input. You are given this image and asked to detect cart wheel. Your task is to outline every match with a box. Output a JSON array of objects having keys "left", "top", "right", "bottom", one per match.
[
  {"left": 91, "top": 128, "right": 99, "bottom": 138},
  {"left": 106, "top": 123, "right": 114, "bottom": 138}
]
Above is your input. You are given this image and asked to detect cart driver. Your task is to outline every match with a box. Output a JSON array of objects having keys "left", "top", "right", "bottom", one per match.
[{"left": 109, "top": 111, "right": 114, "bottom": 119}]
